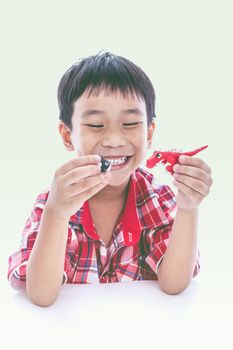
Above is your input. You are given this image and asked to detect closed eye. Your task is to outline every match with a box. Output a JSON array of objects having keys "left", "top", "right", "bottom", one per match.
[
  {"left": 86, "top": 124, "right": 104, "bottom": 128},
  {"left": 85, "top": 122, "right": 142, "bottom": 128},
  {"left": 123, "top": 122, "right": 142, "bottom": 127}
]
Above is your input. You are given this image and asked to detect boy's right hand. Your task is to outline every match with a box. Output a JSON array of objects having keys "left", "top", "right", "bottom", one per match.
[{"left": 45, "top": 155, "right": 111, "bottom": 220}]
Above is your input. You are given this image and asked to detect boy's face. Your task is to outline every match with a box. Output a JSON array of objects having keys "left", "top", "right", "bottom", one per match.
[{"left": 59, "top": 89, "right": 155, "bottom": 188}]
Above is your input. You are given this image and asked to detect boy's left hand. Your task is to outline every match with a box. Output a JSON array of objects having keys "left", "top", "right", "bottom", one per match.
[{"left": 172, "top": 155, "right": 213, "bottom": 212}]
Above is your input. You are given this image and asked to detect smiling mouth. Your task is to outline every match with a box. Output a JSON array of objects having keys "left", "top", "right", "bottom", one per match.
[{"left": 102, "top": 155, "right": 132, "bottom": 166}]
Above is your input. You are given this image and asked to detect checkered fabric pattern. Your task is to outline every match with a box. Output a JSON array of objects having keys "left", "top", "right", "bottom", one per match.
[{"left": 7, "top": 167, "right": 200, "bottom": 287}]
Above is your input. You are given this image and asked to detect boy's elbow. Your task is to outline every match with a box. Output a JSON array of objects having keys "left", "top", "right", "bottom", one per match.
[
  {"left": 9, "top": 276, "right": 57, "bottom": 306},
  {"left": 159, "top": 283, "right": 188, "bottom": 295},
  {"left": 26, "top": 282, "right": 60, "bottom": 307},
  {"left": 157, "top": 269, "right": 191, "bottom": 295},
  {"left": 31, "top": 298, "right": 56, "bottom": 307},
  {"left": 27, "top": 291, "right": 58, "bottom": 307}
]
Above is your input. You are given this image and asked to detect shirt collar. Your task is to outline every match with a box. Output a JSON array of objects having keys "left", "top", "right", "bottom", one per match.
[{"left": 69, "top": 167, "right": 169, "bottom": 245}]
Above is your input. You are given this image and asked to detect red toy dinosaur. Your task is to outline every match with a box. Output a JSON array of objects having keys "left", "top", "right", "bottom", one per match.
[{"left": 146, "top": 145, "right": 208, "bottom": 175}]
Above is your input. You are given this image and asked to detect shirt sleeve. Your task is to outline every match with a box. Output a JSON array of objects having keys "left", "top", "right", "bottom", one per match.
[
  {"left": 7, "top": 189, "right": 73, "bottom": 289},
  {"left": 145, "top": 184, "right": 200, "bottom": 278}
]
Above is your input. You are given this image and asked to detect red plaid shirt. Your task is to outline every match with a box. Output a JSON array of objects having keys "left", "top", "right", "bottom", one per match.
[{"left": 7, "top": 167, "right": 200, "bottom": 287}]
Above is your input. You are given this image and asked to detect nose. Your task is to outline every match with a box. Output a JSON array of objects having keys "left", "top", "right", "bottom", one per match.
[{"left": 101, "top": 129, "right": 127, "bottom": 147}]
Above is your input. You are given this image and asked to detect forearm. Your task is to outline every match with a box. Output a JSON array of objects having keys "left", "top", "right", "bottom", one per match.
[
  {"left": 157, "top": 208, "right": 198, "bottom": 294},
  {"left": 26, "top": 205, "right": 69, "bottom": 307}
]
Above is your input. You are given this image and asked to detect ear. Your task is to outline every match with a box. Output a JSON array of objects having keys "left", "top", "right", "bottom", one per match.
[
  {"left": 58, "top": 122, "right": 74, "bottom": 151},
  {"left": 147, "top": 119, "right": 156, "bottom": 149}
]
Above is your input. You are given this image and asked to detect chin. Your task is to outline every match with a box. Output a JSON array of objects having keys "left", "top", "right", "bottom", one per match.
[{"left": 106, "top": 172, "right": 132, "bottom": 187}]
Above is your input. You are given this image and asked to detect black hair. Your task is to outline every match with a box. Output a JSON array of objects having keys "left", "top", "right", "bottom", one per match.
[{"left": 57, "top": 50, "right": 156, "bottom": 131}]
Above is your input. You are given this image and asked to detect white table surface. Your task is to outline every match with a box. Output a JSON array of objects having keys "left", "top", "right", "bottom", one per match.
[{"left": 1, "top": 264, "right": 232, "bottom": 350}]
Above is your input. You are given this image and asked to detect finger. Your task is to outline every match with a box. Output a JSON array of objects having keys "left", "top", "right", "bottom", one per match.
[
  {"left": 71, "top": 181, "right": 108, "bottom": 206},
  {"left": 56, "top": 154, "right": 101, "bottom": 176},
  {"left": 173, "top": 164, "right": 213, "bottom": 187},
  {"left": 69, "top": 172, "right": 111, "bottom": 198},
  {"left": 173, "top": 180, "right": 204, "bottom": 202},
  {"left": 178, "top": 155, "right": 212, "bottom": 174},
  {"left": 63, "top": 163, "right": 102, "bottom": 186},
  {"left": 173, "top": 174, "right": 210, "bottom": 197}
]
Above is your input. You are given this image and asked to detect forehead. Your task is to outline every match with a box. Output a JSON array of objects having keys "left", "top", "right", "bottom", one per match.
[{"left": 73, "top": 88, "right": 146, "bottom": 114}]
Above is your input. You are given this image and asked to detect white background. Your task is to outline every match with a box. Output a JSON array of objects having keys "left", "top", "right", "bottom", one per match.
[{"left": 0, "top": 0, "right": 232, "bottom": 349}]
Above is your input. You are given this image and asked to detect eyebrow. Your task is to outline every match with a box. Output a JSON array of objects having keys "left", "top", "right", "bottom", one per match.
[{"left": 81, "top": 108, "right": 144, "bottom": 118}]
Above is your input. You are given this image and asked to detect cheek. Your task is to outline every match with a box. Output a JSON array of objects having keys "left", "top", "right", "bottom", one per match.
[
  {"left": 72, "top": 125, "right": 83, "bottom": 140},
  {"left": 132, "top": 130, "right": 148, "bottom": 160},
  {"left": 134, "top": 128, "right": 147, "bottom": 147},
  {"left": 71, "top": 128, "right": 98, "bottom": 154}
]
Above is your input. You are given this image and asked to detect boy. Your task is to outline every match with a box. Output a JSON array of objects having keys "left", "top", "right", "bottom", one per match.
[{"left": 7, "top": 51, "right": 213, "bottom": 307}]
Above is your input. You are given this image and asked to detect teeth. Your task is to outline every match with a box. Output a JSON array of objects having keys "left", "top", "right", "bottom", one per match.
[{"left": 106, "top": 156, "right": 128, "bottom": 165}]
